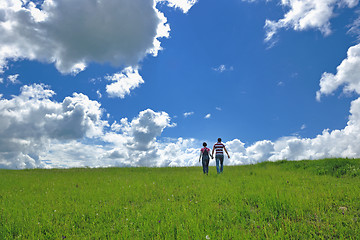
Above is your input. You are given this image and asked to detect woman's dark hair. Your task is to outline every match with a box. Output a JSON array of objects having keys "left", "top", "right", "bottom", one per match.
[
  {"left": 218, "top": 138, "right": 222, "bottom": 142},
  {"left": 203, "top": 142, "right": 207, "bottom": 147}
]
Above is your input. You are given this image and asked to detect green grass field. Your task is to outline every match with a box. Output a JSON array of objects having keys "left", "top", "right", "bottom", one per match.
[{"left": 1, "top": 158, "right": 360, "bottom": 239}]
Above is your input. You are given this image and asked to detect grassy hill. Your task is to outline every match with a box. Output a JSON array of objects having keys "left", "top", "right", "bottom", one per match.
[{"left": 1, "top": 158, "right": 360, "bottom": 239}]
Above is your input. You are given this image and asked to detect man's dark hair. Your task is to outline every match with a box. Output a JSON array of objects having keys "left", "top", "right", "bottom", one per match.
[
  {"left": 203, "top": 142, "right": 207, "bottom": 147},
  {"left": 218, "top": 138, "right": 221, "bottom": 142}
]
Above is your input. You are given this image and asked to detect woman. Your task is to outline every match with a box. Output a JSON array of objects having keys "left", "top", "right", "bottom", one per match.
[{"left": 199, "top": 142, "right": 213, "bottom": 175}]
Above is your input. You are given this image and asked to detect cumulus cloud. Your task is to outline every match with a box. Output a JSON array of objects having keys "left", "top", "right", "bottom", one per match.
[
  {"left": 204, "top": 113, "right": 211, "bottom": 119},
  {"left": 3, "top": 83, "right": 360, "bottom": 169},
  {"left": 221, "top": 2, "right": 360, "bottom": 164},
  {"left": 102, "top": 109, "right": 176, "bottom": 166},
  {"left": 268, "top": 97, "right": 360, "bottom": 160},
  {"left": 225, "top": 95, "right": 360, "bottom": 163},
  {"left": 3, "top": 48, "right": 360, "bottom": 169},
  {"left": 264, "top": 0, "right": 359, "bottom": 42},
  {"left": 0, "top": 84, "right": 183, "bottom": 169},
  {"left": 0, "top": 84, "right": 108, "bottom": 169},
  {"left": 156, "top": 137, "right": 200, "bottom": 167},
  {"left": 46, "top": 94, "right": 360, "bottom": 169},
  {"left": 0, "top": 0, "right": 181, "bottom": 74},
  {"left": 316, "top": 43, "right": 360, "bottom": 100},
  {"left": 105, "top": 66, "right": 144, "bottom": 98},
  {"left": 226, "top": 38, "right": 360, "bottom": 164}
]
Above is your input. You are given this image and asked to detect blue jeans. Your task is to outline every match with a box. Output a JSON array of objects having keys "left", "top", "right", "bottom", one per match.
[
  {"left": 202, "top": 157, "right": 209, "bottom": 174},
  {"left": 215, "top": 155, "right": 224, "bottom": 173}
]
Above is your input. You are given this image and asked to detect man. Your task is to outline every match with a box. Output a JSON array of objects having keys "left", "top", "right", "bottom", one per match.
[{"left": 212, "top": 138, "right": 230, "bottom": 174}]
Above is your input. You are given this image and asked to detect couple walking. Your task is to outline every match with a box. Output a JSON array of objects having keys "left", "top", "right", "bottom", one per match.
[{"left": 199, "top": 138, "right": 230, "bottom": 175}]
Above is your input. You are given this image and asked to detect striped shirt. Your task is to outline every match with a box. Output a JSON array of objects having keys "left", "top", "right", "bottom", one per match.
[{"left": 214, "top": 142, "right": 225, "bottom": 155}]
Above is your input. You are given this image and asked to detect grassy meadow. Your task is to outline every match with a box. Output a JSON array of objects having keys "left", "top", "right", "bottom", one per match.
[{"left": 1, "top": 158, "right": 360, "bottom": 239}]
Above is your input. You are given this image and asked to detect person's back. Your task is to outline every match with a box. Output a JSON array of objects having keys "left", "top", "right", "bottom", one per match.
[
  {"left": 202, "top": 147, "right": 210, "bottom": 159},
  {"left": 199, "top": 142, "right": 212, "bottom": 175},
  {"left": 214, "top": 142, "right": 225, "bottom": 155},
  {"left": 212, "top": 138, "right": 230, "bottom": 174}
]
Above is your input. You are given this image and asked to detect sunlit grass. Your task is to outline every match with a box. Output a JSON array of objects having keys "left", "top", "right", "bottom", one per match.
[{"left": 1, "top": 158, "right": 360, "bottom": 239}]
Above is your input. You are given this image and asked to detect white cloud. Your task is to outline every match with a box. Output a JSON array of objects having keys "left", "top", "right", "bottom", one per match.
[
  {"left": 96, "top": 90, "right": 102, "bottom": 99},
  {"left": 156, "top": 0, "right": 198, "bottom": 13},
  {"left": 216, "top": 107, "right": 222, "bottom": 111},
  {"left": 0, "top": 84, "right": 108, "bottom": 169},
  {"left": 213, "top": 64, "right": 234, "bottom": 72},
  {"left": 99, "top": 109, "right": 177, "bottom": 167},
  {"left": 3, "top": 83, "right": 360, "bottom": 169},
  {"left": 264, "top": 0, "right": 359, "bottom": 42},
  {"left": 301, "top": 124, "right": 306, "bottom": 130},
  {"left": 224, "top": 96, "right": 360, "bottom": 162},
  {"left": 225, "top": 95, "right": 360, "bottom": 163},
  {"left": 0, "top": 0, "right": 198, "bottom": 74},
  {"left": 7, "top": 74, "right": 20, "bottom": 84},
  {"left": 317, "top": 43, "right": 360, "bottom": 101},
  {"left": 204, "top": 113, "right": 211, "bottom": 119},
  {"left": 105, "top": 67, "right": 144, "bottom": 98},
  {"left": 347, "top": 10, "right": 360, "bottom": 41},
  {"left": 0, "top": 84, "right": 182, "bottom": 169},
  {"left": 184, "top": 111, "right": 194, "bottom": 117},
  {"left": 156, "top": 137, "right": 200, "bottom": 167},
  {"left": 3, "top": 46, "right": 360, "bottom": 170}
]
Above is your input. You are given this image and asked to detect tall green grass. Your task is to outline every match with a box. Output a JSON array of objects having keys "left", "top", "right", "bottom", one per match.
[{"left": 1, "top": 158, "right": 360, "bottom": 239}]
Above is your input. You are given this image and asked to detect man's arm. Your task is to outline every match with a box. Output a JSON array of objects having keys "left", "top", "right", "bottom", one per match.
[
  {"left": 211, "top": 145, "right": 215, "bottom": 158},
  {"left": 224, "top": 146, "right": 230, "bottom": 158}
]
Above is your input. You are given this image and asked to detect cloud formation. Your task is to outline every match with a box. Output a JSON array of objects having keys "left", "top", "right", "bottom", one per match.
[
  {"left": 225, "top": 95, "right": 360, "bottom": 164},
  {"left": 105, "top": 67, "right": 144, "bottom": 98},
  {"left": 317, "top": 43, "right": 360, "bottom": 100},
  {"left": 157, "top": 0, "right": 198, "bottom": 13},
  {"left": 2, "top": 0, "right": 360, "bottom": 170},
  {"left": 7, "top": 74, "right": 20, "bottom": 84},
  {"left": 0, "top": 84, "right": 180, "bottom": 169},
  {"left": 0, "top": 0, "right": 173, "bottom": 74},
  {"left": 226, "top": 34, "right": 360, "bottom": 164},
  {"left": 102, "top": 109, "right": 177, "bottom": 166},
  {"left": 264, "top": 0, "right": 359, "bottom": 42},
  {"left": 2, "top": 82, "right": 360, "bottom": 169},
  {"left": 0, "top": 84, "right": 108, "bottom": 169}
]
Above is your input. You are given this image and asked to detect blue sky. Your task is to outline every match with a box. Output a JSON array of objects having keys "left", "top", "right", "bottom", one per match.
[{"left": 1, "top": 0, "right": 360, "bottom": 169}]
